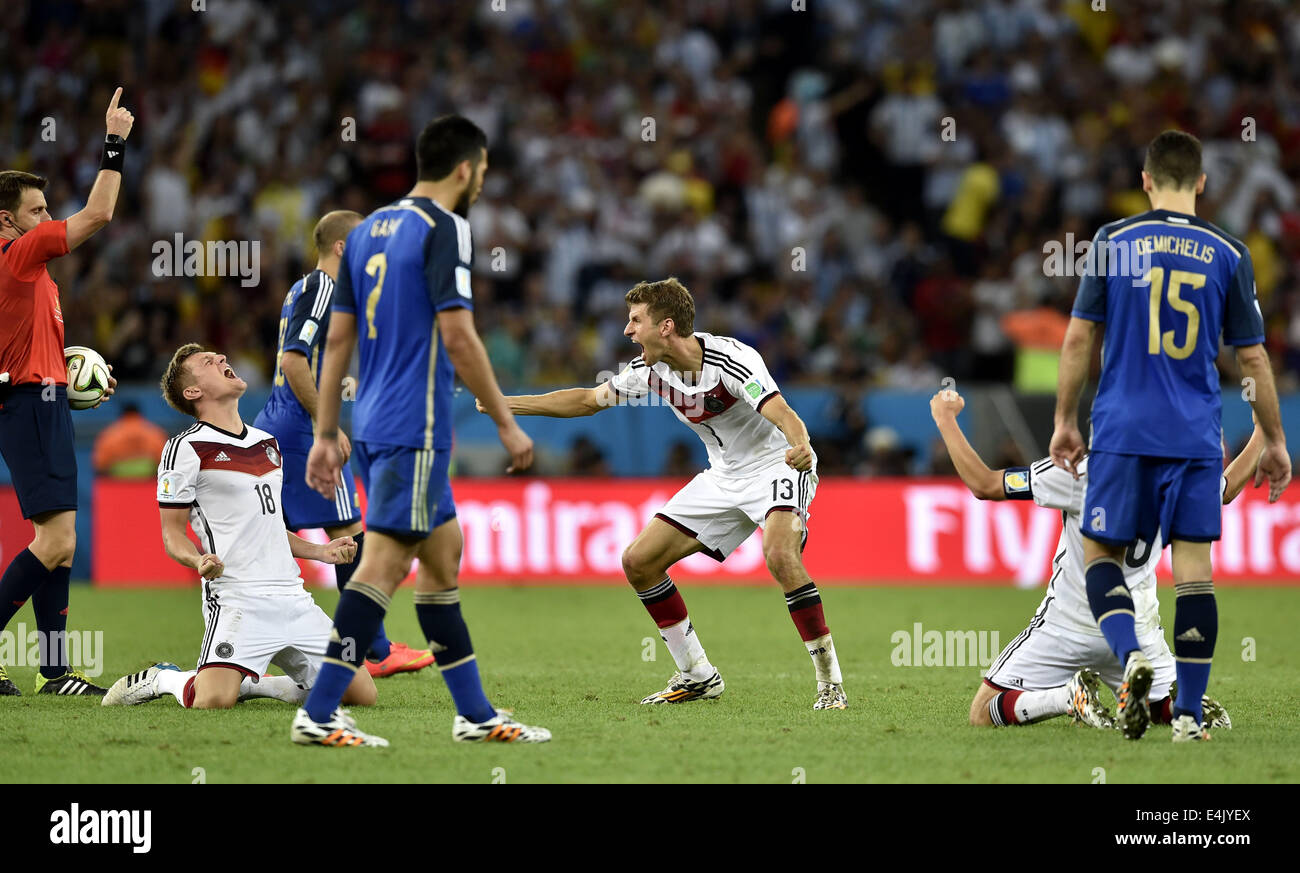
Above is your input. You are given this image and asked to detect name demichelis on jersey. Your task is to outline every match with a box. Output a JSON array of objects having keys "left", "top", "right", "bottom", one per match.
[
  {"left": 610, "top": 332, "right": 790, "bottom": 478},
  {"left": 157, "top": 421, "right": 299, "bottom": 587}
]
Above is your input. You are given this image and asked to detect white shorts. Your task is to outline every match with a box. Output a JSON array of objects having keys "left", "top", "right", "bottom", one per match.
[
  {"left": 198, "top": 584, "right": 334, "bottom": 688},
  {"left": 656, "top": 460, "right": 816, "bottom": 561},
  {"left": 985, "top": 619, "right": 1175, "bottom": 701}
]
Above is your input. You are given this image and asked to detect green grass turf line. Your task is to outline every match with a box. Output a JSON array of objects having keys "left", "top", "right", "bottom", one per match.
[{"left": 0, "top": 586, "right": 1295, "bottom": 783}]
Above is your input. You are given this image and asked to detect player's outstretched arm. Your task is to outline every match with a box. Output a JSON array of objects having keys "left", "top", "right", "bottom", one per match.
[
  {"left": 159, "top": 507, "right": 223, "bottom": 580},
  {"left": 1222, "top": 416, "right": 1267, "bottom": 505},
  {"left": 439, "top": 307, "right": 533, "bottom": 473},
  {"left": 1235, "top": 343, "right": 1292, "bottom": 502},
  {"left": 480, "top": 382, "right": 618, "bottom": 418},
  {"left": 758, "top": 393, "right": 815, "bottom": 472},
  {"left": 929, "top": 389, "right": 1005, "bottom": 500},
  {"left": 1050, "top": 316, "right": 1096, "bottom": 477},
  {"left": 66, "top": 87, "right": 134, "bottom": 251},
  {"left": 287, "top": 531, "right": 356, "bottom": 565},
  {"left": 306, "top": 312, "right": 355, "bottom": 498}
]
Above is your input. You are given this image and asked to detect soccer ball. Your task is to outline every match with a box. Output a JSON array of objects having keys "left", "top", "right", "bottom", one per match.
[{"left": 64, "top": 346, "right": 111, "bottom": 410}]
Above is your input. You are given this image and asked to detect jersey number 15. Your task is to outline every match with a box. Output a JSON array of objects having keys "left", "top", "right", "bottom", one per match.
[{"left": 1145, "top": 267, "right": 1204, "bottom": 360}]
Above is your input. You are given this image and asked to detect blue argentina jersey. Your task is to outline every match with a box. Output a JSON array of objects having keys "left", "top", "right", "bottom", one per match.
[
  {"left": 1072, "top": 208, "right": 1265, "bottom": 459},
  {"left": 259, "top": 269, "right": 335, "bottom": 453},
  {"left": 333, "top": 196, "right": 473, "bottom": 450}
]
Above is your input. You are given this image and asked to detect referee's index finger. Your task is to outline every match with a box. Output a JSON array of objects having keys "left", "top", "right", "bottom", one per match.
[{"left": 108, "top": 86, "right": 122, "bottom": 110}]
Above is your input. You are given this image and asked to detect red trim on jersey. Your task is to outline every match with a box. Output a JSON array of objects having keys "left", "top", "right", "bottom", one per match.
[
  {"left": 0, "top": 220, "right": 70, "bottom": 385},
  {"left": 756, "top": 390, "right": 781, "bottom": 413},
  {"left": 190, "top": 439, "right": 283, "bottom": 477},
  {"left": 645, "top": 371, "right": 739, "bottom": 423}
]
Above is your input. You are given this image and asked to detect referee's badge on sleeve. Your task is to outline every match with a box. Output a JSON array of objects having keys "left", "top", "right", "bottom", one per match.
[{"left": 1003, "top": 470, "right": 1029, "bottom": 493}]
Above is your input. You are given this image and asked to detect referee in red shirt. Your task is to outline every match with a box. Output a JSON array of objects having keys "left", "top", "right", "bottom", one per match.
[{"left": 0, "top": 87, "right": 133, "bottom": 697}]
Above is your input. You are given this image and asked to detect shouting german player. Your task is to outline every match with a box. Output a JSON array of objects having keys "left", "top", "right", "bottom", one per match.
[
  {"left": 931, "top": 388, "right": 1249, "bottom": 731},
  {"left": 488, "top": 278, "right": 846, "bottom": 710},
  {"left": 1051, "top": 130, "right": 1292, "bottom": 742},
  {"left": 293, "top": 115, "right": 549, "bottom": 747},
  {"left": 254, "top": 210, "right": 434, "bottom": 679},
  {"left": 101, "top": 344, "right": 376, "bottom": 716},
  {"left": 0, "top": 87, "right": 133, "bottom": 697}
]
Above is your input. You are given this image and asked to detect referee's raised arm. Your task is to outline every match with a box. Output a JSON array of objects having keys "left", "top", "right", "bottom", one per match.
[{"left": 65, "top": 86, "right": 134, "bottom": 251}]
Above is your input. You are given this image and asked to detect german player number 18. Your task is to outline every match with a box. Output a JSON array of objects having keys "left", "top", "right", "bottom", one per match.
[{"left": 254, "top": 482, "right": 277, "bottom": 515}]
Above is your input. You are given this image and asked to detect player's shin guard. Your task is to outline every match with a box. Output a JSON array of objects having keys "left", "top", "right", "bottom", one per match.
[
  {"left": 1172, "top": 581, "right": 1217, "bottom": 724},
  {"left": 786, "top": 582, "right": 841, "bottom": 684},
  {"left": 303, "top": 582, "right": 389, "bottom": 723},
  {"left": 414, "top": 589, "right": 494, "bottom": 723},
  {"left": 336, "top": 533, "right": 390, "bottom": 659},
  {"left": 32, "top": 565, "right": 70, "bottom": 679},
  {"left": 1085, "top": 557, "right": 1140, "bottom": 666},
  {"left": 0, "top": 548, "right": 51, "bottom": 632}
]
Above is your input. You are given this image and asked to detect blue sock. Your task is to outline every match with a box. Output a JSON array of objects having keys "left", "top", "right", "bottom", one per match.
[
  {"left": 1172, "top": 582, "right": 1217, "bottom": 724},
  {"left": 32, "top": 565, "right": 70, "bottom": 679},
  {"left": 334, "top": 533, "right": 391, "bottom": 659},
  {"left": 415, "top": 589, "right": 494, "bottom": 723},
  {"left": 1085, "top": 557, "right": 1141, "bottom": 666},
  {"left": 0, "top": 548, "right": 51, "bottom": 631},
  {"left": 303, "top": 582, "right": 389, "bottom": 724}
]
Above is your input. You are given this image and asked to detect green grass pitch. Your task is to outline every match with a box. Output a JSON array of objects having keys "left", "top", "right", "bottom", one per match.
[{"left": 0, "top": 585, "right": 1295, "bottom": 783}]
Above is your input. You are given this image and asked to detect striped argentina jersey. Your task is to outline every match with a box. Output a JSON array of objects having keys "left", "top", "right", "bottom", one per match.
[
  {"left": 157, "top": 421, "right": 301, "bottom": 589},
  {"left": 259, "top": 269, "right": 336, "bottom": 454},
  {"left": 332, "top": 196, "right": 473, "bottom": 450},
  {"left": 610, "top": 332, "right": 790, "bottom": 478}
]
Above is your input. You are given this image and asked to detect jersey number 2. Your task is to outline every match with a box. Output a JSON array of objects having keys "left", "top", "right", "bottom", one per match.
[
  {"left": 1146, "top": 267, "right": 1204, "bottom": 360},
  {"left": 364, "top": 253, "right": 387, "bottom": 339},
  {"left": 254, "top": 483, "right": 276, "bottom": 515}
]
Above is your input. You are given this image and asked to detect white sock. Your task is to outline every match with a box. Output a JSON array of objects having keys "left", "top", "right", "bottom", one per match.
[
  {"left": 1009, "top": 687, "right": 1071, "bottom": 724},
  {"left": 155, "top": 669, "right": 196, "bottom": 707},
  {"left": 805, "top": 633, "right": 842, "bottom": 684},
  {"left": 238, "top": 675, "right": 307, "bottom": 705},
  {"left": 660, "top": 618, "right": 712, "bottom": 679}
]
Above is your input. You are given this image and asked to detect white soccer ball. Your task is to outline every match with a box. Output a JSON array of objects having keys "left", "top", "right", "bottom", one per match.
[{"left": 64, "top": 345, "right": 111, "bottom": 410}]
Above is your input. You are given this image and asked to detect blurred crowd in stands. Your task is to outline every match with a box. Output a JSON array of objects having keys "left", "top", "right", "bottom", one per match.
[{"left": 5, "top": 0, "right": 1300, "bottom": 476}]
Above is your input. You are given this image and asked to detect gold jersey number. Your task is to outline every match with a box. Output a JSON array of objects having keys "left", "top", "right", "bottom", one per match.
[
  {"left": 1145, "top": 267, "right": 1204, "bottom": 360},
  {"left": 364, "top": 253, "right": 387, "bottom": 339}
]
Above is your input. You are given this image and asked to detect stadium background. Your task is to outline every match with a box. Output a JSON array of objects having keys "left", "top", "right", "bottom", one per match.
[{"left": 2, "top": 0, "right": 1299, "bottom": 585}]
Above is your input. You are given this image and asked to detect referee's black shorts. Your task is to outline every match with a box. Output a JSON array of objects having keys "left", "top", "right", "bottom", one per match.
[{"left": 0, "top": 383, "right": 78, "bottom": 519}]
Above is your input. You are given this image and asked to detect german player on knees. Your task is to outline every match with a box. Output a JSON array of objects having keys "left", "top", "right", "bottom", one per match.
[
  {"left": 297, "top": 115, "right": 548, "bottom": 747},
  {"left": 0, "top": 87, "right": 132, "bottom": 697},
  {"left": 931, "top": 388, "right": 1245, "bottom": 731},
  {"left": 1051, "top": 130, "right": 1291, "bottom": 742},
  {"left": 253, "top": 209, "right": 435, "bottom": 681},
  {"left": 486, "top": 278, "right": 845, "bottom": 710},
  {"left": 105, "top": 344, "right": 379, "bottom": 733}
]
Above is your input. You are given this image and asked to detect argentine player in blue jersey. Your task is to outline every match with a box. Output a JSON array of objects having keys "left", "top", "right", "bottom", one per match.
[
  {"left": 290, "top": 115, "right": 549, "bottom": 747},
  {"left": 254, "top": 210, "right": 435, "bottom": 681},
  {"left": 1051, "top": 131, "right": 1292, "bottom": 742}
]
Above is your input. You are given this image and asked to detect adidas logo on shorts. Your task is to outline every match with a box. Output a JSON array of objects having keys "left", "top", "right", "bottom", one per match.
[{"left": 215, "top": 451, "right": 231, "bottom": 462}]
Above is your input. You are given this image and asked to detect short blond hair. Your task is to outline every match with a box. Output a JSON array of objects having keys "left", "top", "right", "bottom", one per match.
[
  {"left": 160, "top": 343, "right": 205, "bottom": 417},
  {"left": 313, "top": 209, "right": 363, "bottom": 254},
  {"left": 625, "top": 277, "right": 695, "bottom": 337}
]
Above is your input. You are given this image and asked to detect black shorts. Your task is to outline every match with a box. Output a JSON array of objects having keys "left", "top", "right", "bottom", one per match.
[{"left": 0, "top": 383, "right": 78, "bottom": 519}]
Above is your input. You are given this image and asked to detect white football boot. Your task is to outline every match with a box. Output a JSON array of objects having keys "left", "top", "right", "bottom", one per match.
[
  {"left": 1065, "top": 669, "right": 1115, "bottom": 729},
  {"left": 1170, "top": 714, "right": 1210, "bottom": 742},
  {"left": 813, "top": 682, "right": 847, "bottom": 710},
  {"left": 1116, "top": 651, "right": 1154, "bottom": 740},
  {"left": 452, "top": 710, "right": 551, "bottom": 743},
  {"left": 290, "top": 707, "right": 389, "bottom": 747},
  {"left": 102, "top": 663, "right": 179, "bottom": 706},
  {"left": 640, "top": 669, "right": 725, "bottom": 704}
]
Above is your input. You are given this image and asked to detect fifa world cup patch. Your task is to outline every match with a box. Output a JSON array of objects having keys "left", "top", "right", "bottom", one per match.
[
  {"left": 455, "top": 265, "right": 473, "bottom": 298},
  {"left": 298, "top": 319, "right": 318, "bottom": 344},
  {"left": 160, "top": 476, "right": 172, "bottom": 496},
  {"left": 1003, "top": 470, "right": 1029, "bottom": 494},
  {"left": 744, "top": 379, "right": 763, "bottom": 399}
]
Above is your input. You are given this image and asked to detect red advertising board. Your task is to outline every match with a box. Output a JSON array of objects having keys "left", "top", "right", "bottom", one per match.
[{"left": 91, "top": 477, "right": 1300, "bottom": 586}]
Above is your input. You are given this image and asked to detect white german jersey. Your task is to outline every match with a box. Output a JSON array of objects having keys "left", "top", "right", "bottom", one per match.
[
  {"left": 157, "top": 421, "right": 300, "bottom": 591},
  {"left": 1007, "top": 457, "right": 1228, "bottom": 636},
  {"left": 609, "top": 333, "right": 791, "bottom": 478}
]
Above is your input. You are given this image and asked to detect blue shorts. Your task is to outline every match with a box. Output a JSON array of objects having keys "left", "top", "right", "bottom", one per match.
[
  {"left": 352, "top": 441, "right": 455, "bottom": 539},
  {"left": 279, "top": 445, "right": 361, "bottom": 530},
  {"left": 0, "top": 384, "right": 78, "bottom": 519},
  {"left": 1082, "top": 450, "right": 1221, "bottom": 545}
]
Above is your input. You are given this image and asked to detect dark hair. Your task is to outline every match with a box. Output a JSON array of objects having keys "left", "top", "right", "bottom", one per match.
[
  {"left": 1144, "top": 130, "right": 1203, "bottom": 190},
  {"left": 626, "top": 277, "right": 696, "bottom": 337},
  {"left": 160, "top": 343, "right": 205, "bottom": 417},
  {"left": 0, "top": 171, "right": 47, "bottom": 214},
  {"left": 416, "top": 115, "right": 487, "bottom": 181}
]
